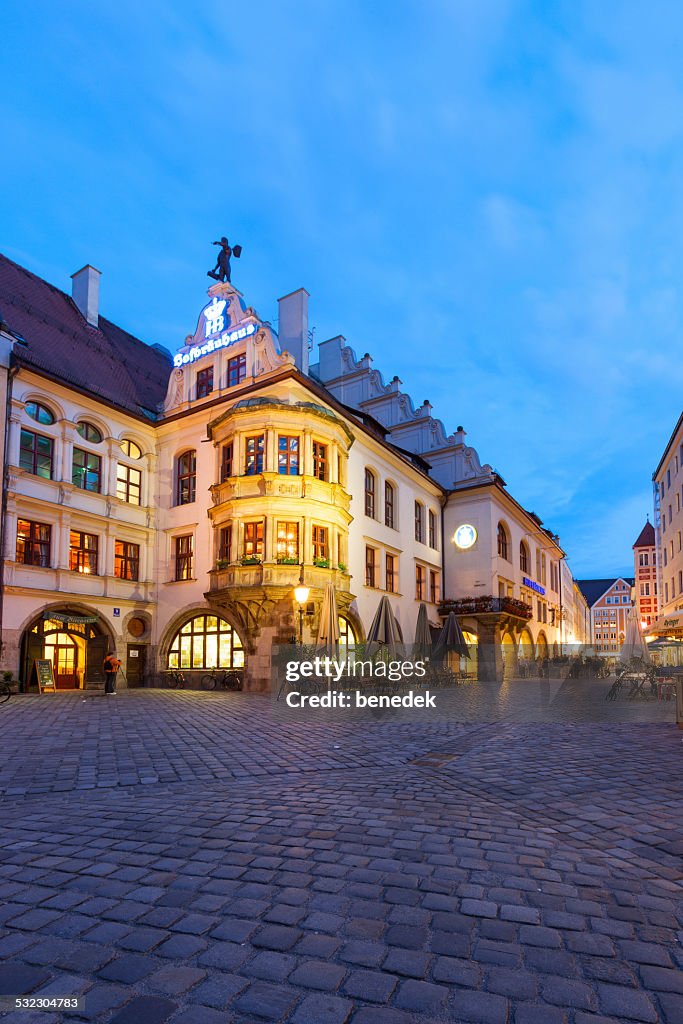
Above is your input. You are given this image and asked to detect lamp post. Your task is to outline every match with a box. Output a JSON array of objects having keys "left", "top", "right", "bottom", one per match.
[{"left": 293, "top": 564, "right": 310, "bottom": 647}]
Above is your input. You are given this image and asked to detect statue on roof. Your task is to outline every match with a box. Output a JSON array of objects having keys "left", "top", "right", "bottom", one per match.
[{"left": 207, "top": 236, "right": 242, "bottom": 283}]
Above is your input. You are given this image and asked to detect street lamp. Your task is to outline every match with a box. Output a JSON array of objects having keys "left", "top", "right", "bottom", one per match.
[{"left": 294, "top": 564, "right": 310, "bottom": 646}]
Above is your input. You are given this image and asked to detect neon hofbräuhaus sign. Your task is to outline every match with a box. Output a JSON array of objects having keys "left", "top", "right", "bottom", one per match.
[{"left": 174, "top": 292, "right": 258, "bottom": 368}]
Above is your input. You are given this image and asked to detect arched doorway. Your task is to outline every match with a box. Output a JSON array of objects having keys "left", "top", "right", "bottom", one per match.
[
  {"left": 21, "top": 609, "right": 110, "bottom": 691},
  {"left": 518, "top": 628, "right": 535, "bottom": 677},
  {"left": 501, "top": 631, "right": 517, "bottom": 681},
  {"left": 536, "top": 631, "right": 549, "bottom": 660}
]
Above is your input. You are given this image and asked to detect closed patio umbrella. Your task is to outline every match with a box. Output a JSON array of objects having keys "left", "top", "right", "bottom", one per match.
[
  {"left": 316, "top": 583, "right": 340, "bottom": 658},
  {"left": 620, "top": 606, "right": 650, "bottom": 665},
  {"left": 366, "top": 595, "right": 403, "bottom": 653},
  {"left": 433, "top": 610, "right": 470, "bottom": 661},
  {"left": 413, "top": 602, "right": 432, "bottom": 659}
]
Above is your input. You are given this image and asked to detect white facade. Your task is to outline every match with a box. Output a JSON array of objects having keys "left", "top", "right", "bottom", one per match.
[{"left": 1, "top": 260, "right": 586, "bottom": 689}]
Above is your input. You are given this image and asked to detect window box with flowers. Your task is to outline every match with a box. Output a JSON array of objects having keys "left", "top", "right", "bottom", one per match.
[
  {"left": 276, "top": 556, "right": 300, "bottom": 565},
  {"left": 241, "top": 556, "right": 262, "bottom": 566},
  {"left": 313, "top": 557, "right": 330, "bottom": 569},
  {"left": 215, "top": 558, "right": 230, "bottom": 570}
]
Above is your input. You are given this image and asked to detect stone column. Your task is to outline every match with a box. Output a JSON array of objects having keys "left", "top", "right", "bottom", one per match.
[
  {"left": 477, "top": 618, "right": 503, "bottom": 682},
  {"left": 302, "top": 429, "right": 313, "bottom": 477}
]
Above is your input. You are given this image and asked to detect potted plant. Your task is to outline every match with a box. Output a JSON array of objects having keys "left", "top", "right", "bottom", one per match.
[
  {"left": 337, "top": 562, "right": 347, "bottom": 573},
  {"left": 313, "top": 557, "right": 330, "bottom": 569}
]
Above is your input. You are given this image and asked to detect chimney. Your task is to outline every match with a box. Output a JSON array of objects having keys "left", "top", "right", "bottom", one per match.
[
  {"left": 71, "top": 265, "right": 101, "bottom": 327},
  {"left": 278, "top": 288, "right": 309, "bottom": 374}
]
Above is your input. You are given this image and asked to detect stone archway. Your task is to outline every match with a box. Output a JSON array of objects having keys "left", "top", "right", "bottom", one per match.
[
  {"left": 20, "top": 605, "right": 114, "bottom": 691},
  {"left": 501, "top": 630, "right": 518, "bottom": 681}
]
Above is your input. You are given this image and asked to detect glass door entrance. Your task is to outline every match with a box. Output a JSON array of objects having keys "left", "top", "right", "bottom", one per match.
[{"left": 44, "top": 632, "right": 79, "bottom": 688}]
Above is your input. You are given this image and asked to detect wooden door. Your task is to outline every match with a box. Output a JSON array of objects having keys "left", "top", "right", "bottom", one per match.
[
  {"left": 126, "top": 645, "right": 146, "bottom": 687},
  {"left": 45, "top": 635, "right": 78, "bottom": 689}
]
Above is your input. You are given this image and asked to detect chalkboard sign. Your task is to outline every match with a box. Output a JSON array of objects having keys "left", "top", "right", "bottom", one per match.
[{"left": 34, "top": 659, "right": 56, "bottom": 693}]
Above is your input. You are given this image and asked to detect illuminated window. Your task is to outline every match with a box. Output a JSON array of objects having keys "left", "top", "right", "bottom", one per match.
[
  {"left": 276, "top": 521, "right": 299, "bottom": 562},
  {"left": 243, "top": 522, "right": 264, "bottom": 560},
  {"left": 17, "top": 519, "right": 51, "bottom": 567},
  {"left": 70, "top": 531, "right": 98, "bottom": 574},
  {"left": 338, "top": 616, "right": 356, "bottom": 649},
  {"left": 168, "top": 615, "right": 244, "bottom": 670},
  {"left": 174, "top": 534, "right": 193, "bottom": 580},
  {"left": 120, "top": 439, "right": 142, "bottom": 459},
  {"left": 386, "top": 553, "right": 397, "bottom": 593},
  {"left": 365, "top": 546, "right": 377, "bottom": 588},
  {"left": 313, "top": 525, "right": 328, "bottom": 562},
  {"left": 114, "top": 540, "right": 140, "bottom": 581},
  {"left": 313, "top": 442, "right": 327, "bottom": 481},
  {"left": 117, "top": 463, "right": 141, "bottom": 505},
  {"left": 415, "top": 564, "right": 426, "bottom": 600}
]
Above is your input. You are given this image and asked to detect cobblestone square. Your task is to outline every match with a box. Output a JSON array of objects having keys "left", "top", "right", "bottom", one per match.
[{"left": 0, "top": 690, "right": 681, "bottom": 1023}]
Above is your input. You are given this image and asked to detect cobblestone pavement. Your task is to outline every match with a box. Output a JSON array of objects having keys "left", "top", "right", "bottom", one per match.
[{"left": 0, "top": 691, "right": 681, "bottom": 1024}]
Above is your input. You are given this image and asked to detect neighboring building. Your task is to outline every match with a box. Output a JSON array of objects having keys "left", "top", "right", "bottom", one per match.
[
  {"left": 576, "top": 578, "right": 635, "bottom": 655},
  {"left": 651, "top": 413, "right": 683, "bottom": 632},
  {"left": 632, "top": 519, "right": 658, "bottom": 628},
  {"left": 561, "top": 559, "right": 591, "bottom": 647},
  {"left": 0, "top": 252, "right": 584, "bottom": 689}
]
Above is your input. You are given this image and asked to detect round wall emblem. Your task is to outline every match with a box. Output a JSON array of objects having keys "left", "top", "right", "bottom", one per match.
[{"left": 453, "top": 524, "right": 477, "bottom": 549}]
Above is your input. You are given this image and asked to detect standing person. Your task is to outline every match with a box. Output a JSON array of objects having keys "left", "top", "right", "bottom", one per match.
[{"left": 103, "top": 651, "right": 122, "bottom": 694}]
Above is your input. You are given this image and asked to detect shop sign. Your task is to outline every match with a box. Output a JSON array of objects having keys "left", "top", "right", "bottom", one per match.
[
  {"left": 173, "top": 321, "right": 256, "bottom": 368},
  {"left": 523, "top": 576, "right": 545, "bottom": 596}
]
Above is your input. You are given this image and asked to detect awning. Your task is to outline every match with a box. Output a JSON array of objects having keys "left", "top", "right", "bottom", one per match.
[{"left": 645, "top": 611, "right": 683, "bottom": 637}]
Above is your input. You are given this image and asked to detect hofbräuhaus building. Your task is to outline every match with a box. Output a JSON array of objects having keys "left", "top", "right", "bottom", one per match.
[{"left": 0, "top": 253, "right": 583, "bottom": 691}]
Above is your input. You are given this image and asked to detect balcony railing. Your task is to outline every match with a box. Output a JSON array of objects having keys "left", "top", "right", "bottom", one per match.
[
  {"left": 440, "top": 595, "right": 533, "bottom": 620},
  {"left": 209, "top": 561, "right": 350, "bottom": 593}
]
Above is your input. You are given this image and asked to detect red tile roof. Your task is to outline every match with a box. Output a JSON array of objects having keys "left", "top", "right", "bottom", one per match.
[
  {"left": 0, "top": 253, "right": 172, "bottom": 419},
  {"left": 632, "top": 520, "right": 656, "bottom": 548}
]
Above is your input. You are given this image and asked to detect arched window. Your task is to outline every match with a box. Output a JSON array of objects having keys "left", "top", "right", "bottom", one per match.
[
  {"left": 519, "top": 541, "right": 529, "bottom": 574},
  {"left": 25, "top": 401, "right": 54, "bottom": 425},
  {"left": 176, "top": 450, "right": 196, "bottom": 505},
  {"left": 77, "top": 421, "right": 102, "bottom": 443},
  {"left": 385, "top": 482, "right": 395, "bottom": 528},
  {"left": 120, "top": 439, "right": 142, "bottom": 460},
  {"left": 364, "top": 469, "right": 376, "bottom": 518},
  {"left": 338, "top": 616, "right": 357, "bottom": 649},
  {"left": 168, "top": 614, "right": 244, "bottom": 670},
  {"left": 497, "top": 522, "right": 509, "bottom": 561}
]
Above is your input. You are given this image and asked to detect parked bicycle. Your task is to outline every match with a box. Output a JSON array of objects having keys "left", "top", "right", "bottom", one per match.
[
  {"left": 201, "top": 667, "right": 243, "bottom": 692},
  {"left": 164, "top": 669, "right": 186, "bottom": 689},
  {"left": 0, "top": 680, "right": 11, "bottom": 704}
]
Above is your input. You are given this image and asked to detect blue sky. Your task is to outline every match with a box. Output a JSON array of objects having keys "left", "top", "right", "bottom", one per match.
[{"left": 3, "top": 0, "right": 683, "bottom": 578}]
